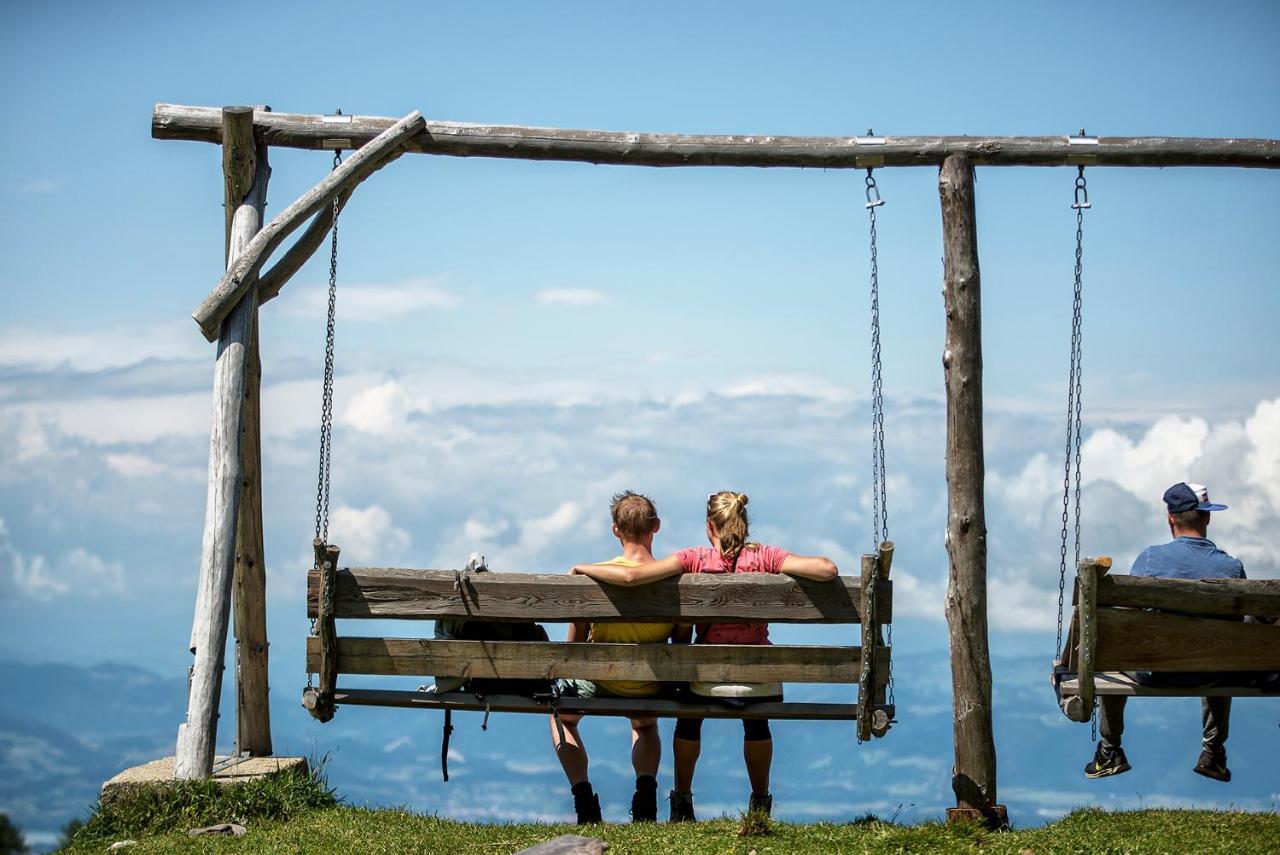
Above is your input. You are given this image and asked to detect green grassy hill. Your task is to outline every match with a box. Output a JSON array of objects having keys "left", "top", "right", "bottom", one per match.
[{"left": 60, "top": 768, "right": 1280, "bottom": 854}]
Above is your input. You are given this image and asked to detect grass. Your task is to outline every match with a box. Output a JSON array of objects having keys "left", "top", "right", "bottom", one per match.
[{"left": 61, "top": 770, "right": 1280, "bottom": 854}]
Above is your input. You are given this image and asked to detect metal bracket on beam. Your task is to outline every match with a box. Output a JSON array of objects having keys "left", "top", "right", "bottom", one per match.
[
  {"left": 322, "top": 111, "right": 353, "bottom": 151},
  {"left": 1066, "top": 132, "right": 1100, "bottom": 165},
  {"left": 854, "top": 133, "right": 887, "bottom": 168}
]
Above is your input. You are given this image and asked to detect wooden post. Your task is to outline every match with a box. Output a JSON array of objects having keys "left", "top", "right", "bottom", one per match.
[
  {"left": 870, "top": 541, "right": 895, "bottom": 737},
  {"left": 939, "top": 154, "right": 1006, "bottom": 828},
  {"left": 856, "top": 554, "right": 879, "bottom": 742},
  {"left": 221, "top": 107, "right": 273, "bottom": 759},
  {"left": 176, "top": 107, "right": 270, "bottom": 778},
  {"left": 233, "top": 315, "right": 272, "bottom": 755},
  {"left": 303, "top": 539, "right": 340, "bottom": 723}
]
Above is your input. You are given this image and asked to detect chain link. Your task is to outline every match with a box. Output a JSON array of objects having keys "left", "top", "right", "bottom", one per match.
[
  {"left": 1056, "top": 165, "right": 1088, "bottom": 662},
  {"left": 315, "top": 148, "right": 343, "bottom": 545},
  {"left": 864, "top": 166, "right": 893, "bottom": 710}
]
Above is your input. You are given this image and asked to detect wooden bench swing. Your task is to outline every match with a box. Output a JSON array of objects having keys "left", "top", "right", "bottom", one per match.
[
  {"left": 296, "top": 116, "right": 901, "bottom": 744},
  {"left": 1047, "top": 170, "right": 1280, "bottom": 720},
  {"left": 302, "top": 541, "right": 896, "bottom": 741},
  {"left": 1053, "top": 557, "right": 1280, "bottom": 720}
]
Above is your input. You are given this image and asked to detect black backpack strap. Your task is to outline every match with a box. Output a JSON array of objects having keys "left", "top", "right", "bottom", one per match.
[{"left": 440, "top": 708, "right": 454, "bottom": 782}]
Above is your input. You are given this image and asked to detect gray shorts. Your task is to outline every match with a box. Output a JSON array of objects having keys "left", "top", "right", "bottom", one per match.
[{"left": 556, "top": 678, "right": 622, "bottom": 699}]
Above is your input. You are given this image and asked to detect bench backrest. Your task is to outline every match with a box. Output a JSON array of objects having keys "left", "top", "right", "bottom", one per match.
[{"left": 307, "top": 567, "right": 890, "bottom": 623}]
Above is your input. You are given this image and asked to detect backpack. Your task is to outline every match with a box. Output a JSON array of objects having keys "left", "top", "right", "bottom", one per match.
[{"left": 431, "top": 553, "right": 553, "bottom": 697}]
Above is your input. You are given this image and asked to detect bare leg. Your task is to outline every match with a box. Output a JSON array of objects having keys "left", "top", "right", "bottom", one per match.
[
  {"left": 744, "top": 738, "right": 772, "bottom": 795},
  {"left": 630, "top": 717, "right": 660, "bottom": 778},
  {"left": 550, "top": 713, "right": 588, "bottom": 785},
  {"left": 673, "top": 737, "right": 701, "bottom": 793}
]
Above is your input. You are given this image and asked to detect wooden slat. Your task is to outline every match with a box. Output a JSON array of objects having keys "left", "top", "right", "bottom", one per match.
[
  {"left": 307, "top": 637, "right": 883, "bottom": 684},
  {"left": 1096, "top": 575, "right": 1280, "bottom": 619},
  {"left": 330, "top": 688, "right": 883, "bottom": 721},
  {"left": 306, "top": 568, "right": 885, "bottom": 624},
  {"left": 1094, "top": 608, "right": 1280, "bottom": 672},
  {"left": 1060, "top": 672, "right": 1279, "bottom": 698},
  {"left": 153, "top": 105, "right": 1280, "bottom": 170}
]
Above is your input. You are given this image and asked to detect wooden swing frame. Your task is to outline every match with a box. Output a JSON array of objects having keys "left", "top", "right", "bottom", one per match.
[{"left": 154, "top": 103, "right": 1280, "bottom": 826}]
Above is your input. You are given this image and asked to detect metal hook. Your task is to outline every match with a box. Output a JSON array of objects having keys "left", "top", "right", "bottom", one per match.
[
  {"left": 865, "top": 169, "right": 885, "bottom": 209},
  {"left": 1072, "top": 165, "right": 1090, "bottom": 210}
]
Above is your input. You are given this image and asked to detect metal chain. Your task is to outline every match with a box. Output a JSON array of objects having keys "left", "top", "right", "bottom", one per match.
[
  {"left": 314, "top": 148, "right": 343, "bottom": 545},
  {"left": 866, "top": 168, "right": 889, "bottom": 549},
  {"left": 1056, "top": 165, "right": 1089, "bottom": 661},
  {"left": 864, "top": 164, "right": 893, "bottom": 710}
]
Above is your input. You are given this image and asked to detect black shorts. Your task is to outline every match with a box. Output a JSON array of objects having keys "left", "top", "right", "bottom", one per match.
[{"left": 674, "top": 717, "right": 771, "bottom": 742}]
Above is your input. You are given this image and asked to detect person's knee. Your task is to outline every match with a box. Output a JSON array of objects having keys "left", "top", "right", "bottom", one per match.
[
  {"left": 631, "top": 718, "right": 658, "bottom": 734},
  {"left": 742, "top": 720, "right": 772, "bottom": 742}
]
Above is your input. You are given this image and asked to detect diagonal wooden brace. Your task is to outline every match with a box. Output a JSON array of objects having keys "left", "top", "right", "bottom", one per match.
[{"left": 192, "top": 111, "right": 425, "bottom": 341}]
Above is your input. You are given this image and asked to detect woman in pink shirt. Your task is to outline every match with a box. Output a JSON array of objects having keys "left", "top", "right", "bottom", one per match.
[{"left": 570, "top": 490, "right": 838, "bottom": 821}]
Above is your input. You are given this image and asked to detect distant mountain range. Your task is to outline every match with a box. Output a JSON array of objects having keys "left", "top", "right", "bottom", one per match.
[{"left": 3, "top": 654, "right": 1277, "bottom": 848}]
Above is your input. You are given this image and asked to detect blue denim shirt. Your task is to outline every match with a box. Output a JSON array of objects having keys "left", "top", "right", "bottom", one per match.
[{"left": 1130, "top": 536, "right": 1245, "bottom": 580}]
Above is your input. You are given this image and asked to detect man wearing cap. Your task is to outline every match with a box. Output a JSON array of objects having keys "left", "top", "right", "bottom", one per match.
[{"left": 1085, "top": 482, "right": 1244, "bottom": 783}]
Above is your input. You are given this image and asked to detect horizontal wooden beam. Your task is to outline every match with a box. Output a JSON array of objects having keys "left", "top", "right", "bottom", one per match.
[
  {"left": 307, "top": 637, "right": 883, "bottom": 684},
  {"left": 192, "top": 111, "right": 426, "bottom": 342},
  {"left": 153, "top": 104, "right": 1280, "bottom": 170},
  {"left": 1094, "top": 608, "right": 1280, "bottom": 672},
  {"left": 306, "top": 568, "right": 886, "bottom": 623},
  {"left": 1096, "top": 575, "right": 1280, "bottom": 619},
  {"left": 327, "top": 687, "right": 878, "bottom": 721},
  {"left": 1059, "top": 671, "right": 1278, "bottom": 698}
]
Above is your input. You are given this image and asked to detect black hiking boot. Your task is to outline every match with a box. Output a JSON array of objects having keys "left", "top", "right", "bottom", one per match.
[
  {"left": 748, "top": 792, "right": 773, "bottom": 816},
  {"left": 1084, "top": 743, "right": 1131, "bottom": 779},
  {"left": 630, "top": 775, "right": 658, "bottom": 822},
  {"left": 668, "top": 789, "right": 696, "bottom": 822},
  {"left": 1193, "top": 749, "right": 1231, "bottom": 782},
  {"left": 572, "top": 782, "right": 602, "bottom": 824}
]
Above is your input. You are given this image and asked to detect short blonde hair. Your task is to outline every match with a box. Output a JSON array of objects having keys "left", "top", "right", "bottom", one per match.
[{"left": 611, "top": 491, "right": 659, "bottom": 541}]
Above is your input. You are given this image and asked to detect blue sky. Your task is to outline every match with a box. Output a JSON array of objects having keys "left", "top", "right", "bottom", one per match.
[{"left": 1, "top": 0, "right": 1278, "bottom": 823}]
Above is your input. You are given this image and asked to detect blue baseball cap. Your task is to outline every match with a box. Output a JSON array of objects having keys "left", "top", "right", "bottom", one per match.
[{"left": 1163, "top": 482, "right": 1228, "bottom": 513}]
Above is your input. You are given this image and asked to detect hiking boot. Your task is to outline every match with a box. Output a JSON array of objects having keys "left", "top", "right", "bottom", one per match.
[
  {"left": 748, "top": 792, "right": 773, "bottom": 816},
  {"left": 630, "top": 776, "right": 658, "bottom": 822},
  {"left": 1193, "top": 750, "right": 1231, "bottom": 783},
  {"left": 1084, "top": 743, "right": 1131, "bottom": 779},
  {"left": 572, "top": 782, "right": 602, "bottom": 824},
  {"left": 668, "top": 789, "right": 696, "bottom": 822}
]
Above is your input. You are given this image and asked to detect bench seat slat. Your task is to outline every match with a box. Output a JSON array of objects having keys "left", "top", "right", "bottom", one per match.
[
  {"left": 332, "top": 687, "right": 882, "bottom": 720},
  {"left": 1059, "top": 671, "right": 1279, "bottom": 698},
  {"left": 307, "top": 568, "right": 886, "bottom": 624},
  {"left": 307, "top": 637, "right": 884, "bottom": 684}
]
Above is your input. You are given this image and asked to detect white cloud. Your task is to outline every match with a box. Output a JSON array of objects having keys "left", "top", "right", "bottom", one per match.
[
  {"left": 105, "top": 452, "right": 167, "bottom": 478},
  {"left": 328, "top": 504, "right": 411, "bottom": 565},
  {"left": 0, "top": 519, "right": 125, "bottom": 602},
  {"left": 16, "top": 179, "right": 57, "bottom": 194},
  {"left": 534, "top": 288, "right": 608, "bottom": 306},
  {"left": 0, "top": 321, "right": 203, "bottom": 372},
  {"left": 283, "top": 279, "right": 460, "bottom": 321},
  {"left": 722, "top": 374, "right": 852, "bottom": 403},
  {"left": 344, "top": 379, "right": 415, "bottom": 434}
]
